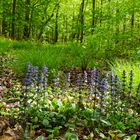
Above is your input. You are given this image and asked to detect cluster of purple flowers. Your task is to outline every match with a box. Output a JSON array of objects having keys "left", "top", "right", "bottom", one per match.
[
  {"left": 22, "top": 63, "right": 48, "bottom": 92},
  {"left": 21, "top": 63, "right": 139, "bottom": 114}
]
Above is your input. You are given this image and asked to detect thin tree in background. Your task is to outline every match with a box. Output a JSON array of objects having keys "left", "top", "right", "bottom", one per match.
[
  {"left": 131, "top": 0, "right": 135, "bottom": 47},
  {"left": 79, "top": 0, "right": 85, "bottom": 43},
  {"left": 115, "top": 0, "right": 119, "bottom": 45},
  {"left": 54, "top": 3, "right": 60, "bottom": 43},
  {"left": 1, "top": 0, "right": 8, "bottom": 37},
  {"left": 100, "top": 0, "right": 103, "bottom": 26},
  {"left": 23, "top": 0, "right": 30, "bottom": 39},
  {"left": 92, "top": 0, "right": 96, "bottom": 32},
  {"left": 11, "top": 0, "right": 17, "bottom": 39},
  {"left": 131, "top": 0, "right": 135, "bottom": 31}
]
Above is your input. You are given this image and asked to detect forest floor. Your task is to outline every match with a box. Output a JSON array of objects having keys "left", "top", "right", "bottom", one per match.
[
  {"left": 0, "top": 36, "right": 140, "bottom": 140},
  {"left": 0, "top": 54, "right": 140, "bottom": 140}
]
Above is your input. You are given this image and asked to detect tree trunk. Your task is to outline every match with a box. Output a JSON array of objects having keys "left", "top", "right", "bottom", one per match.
[
  {"left": 115, "top": 1, "right": 119, "bottom": 45},
  {"left": 130, "top": 0, "right": 135, "bottom": 47},
  {"left": 11, "top": 0, "right": 16, "bottom": 39},
  {"left": 131, "top": 10, "right": 135, "bottom": 30},
  {"left": 92, "top": 0, "right": 96, "bottom": 31},
  {"left": 79, "top": 0, "right": 85, "bottom": 43},
  {"left": 23, "top": 0, "right": 30, "bottom": 39},
  {"left": 1, "top": 0, "right": 7, "bottom": 37},
  {"left": 2, "top": 19, "right": 7, "bottom": 37},
  {"left": 100, "top": 0, "right": 103, "bottom": 26},
  {"left": 54, "top": 4, "right": 60, "bottom": 43}
]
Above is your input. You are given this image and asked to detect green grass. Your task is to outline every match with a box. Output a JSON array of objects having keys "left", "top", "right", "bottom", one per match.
[
  {"left": 12, "top": 45, "right": 96, "bottom": 75},
  {"left": 0, "top": 37, "right": 139, "bottom": 76},
  {"left": 0, "top": 39, "right": 98, "bottom": 75},
  {"left": 0, "top": 38, "right": 12, "bottom": 54},
  {"left": 110, "top": 60, "right": 140, "bottom": 91}
]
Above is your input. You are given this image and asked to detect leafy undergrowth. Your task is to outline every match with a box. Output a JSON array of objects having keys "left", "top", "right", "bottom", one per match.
[
  {"left": 111, "top": 60, "right": 140, "bottom": 89},
  {"left": 0, "top": 87, "right": 140, "bottom": 140},
  {"left": 0, "top": 63, "right": 140, "bottom": 140}
]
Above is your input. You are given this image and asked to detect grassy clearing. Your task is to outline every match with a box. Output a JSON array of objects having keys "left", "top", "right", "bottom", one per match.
[
  {"left": 111, "top": 60, "right": 140, "bottom": 90},
  {"left": 0, "top": 37, "right": 139, "bottom": 76},
  {"left": 0, "top": 38, "right": 99, "bottom": 75}
]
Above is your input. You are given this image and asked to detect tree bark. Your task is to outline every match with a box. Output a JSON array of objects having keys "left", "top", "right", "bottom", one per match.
[
  {"left": 100, "top": 0, "right": 103, "bottom": 26},
  {"left": 2, "top": 20, "right": 7, "bottom": 37},
  {"left": 115, "top": 1, "right": 119, "bottom": 45},
  {"left": 23, "top": 0, "right": 30, "bottom": 39},
  {"left": 79, "top": 0, "right": 85, "bottom": 43},
  {"left": 131, "top": 11, "right": 135, "bottom": 30},
  {"left": 92, "top": 0, "right": 96, "bottom": 31},
  {"left": 11, "top": 0, "right": 16, "bottom": 39},
  {"left": 1, "top": 0, "right": 7, "bottom": 37},
  {"left": 54, "top": 4, "right": 60, "bottom": 43}
]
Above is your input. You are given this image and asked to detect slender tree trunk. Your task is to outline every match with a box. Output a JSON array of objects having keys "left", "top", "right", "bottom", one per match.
[
  {"left": 2, "top": 19, "right": 7, "bottom": 37},
  {"left": 131, "top": 0, "right": 135, "bottom": 30},
  {"left": 107, "top": 0, "right": 111, "bottom": 48},
  {"left": 11, "top": 0, "right": 16, "bottom": 39},
  {"left": 23, "top": 0, "right": 30, "bottom": 39},
  {"left": 100, "top": 0, "right": 103, "bottom": 26},
  {"left": 92, "top": 0, "right": 96, "bottom": 32},
  {"left": 131, "top": 13, "right": 134, "bottom": 28},
  {"left": 70, "top": 12, "right": 76, "bottom": 40},
  {"left": 62, "top": 16, "right": 68, "bottom": 42},
  {"left": 54, "top": 4, "right": 60, "bottom": 43},
  {"left": 79, "top": 0, "right": 85, "bottom": 43},
  {"left": 130, "top": 0, "right": 135, "bottom": 47},
  {"left": 115, "top": 1, "right": 119, "bottom": 45},
  {"left": 76, "top": 16, "right": 80, "bottom": 42},
  {"left": 1, "top": 0, "right": 7, "bottom": 37}
]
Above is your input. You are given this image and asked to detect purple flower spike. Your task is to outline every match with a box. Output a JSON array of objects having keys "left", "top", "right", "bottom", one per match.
[
  {"left": 54, "top": 77, "right": 60, "bottom": 89},
  {"left": 27, "top": 63, "right": 32, "bottom": 71},
  {"left": 128, "top": 70, "right": 134, "bottom": 94},
  {"left": 32, "top": 66, "right": 38, "bottom": 73},
  {"left": 22, "top": 78, "right": 32, "bottom": 86},
  {"left": 100, "top": 79, "right": 107, "bottom": 93},
  {"left": 41, "top": 66, "right": 48, "bottom": 90},
  {"left": 91, "top": 67, "right": 96, "bottom": 77},
  {"left": 42, "top": 66, "right": 48, "bottom": 73},
  {"left": 84, "top": 71, "right": 88, "bottom": 84},
  {"left": 66, "top": 72, "right": 71, "bottom": 87}
]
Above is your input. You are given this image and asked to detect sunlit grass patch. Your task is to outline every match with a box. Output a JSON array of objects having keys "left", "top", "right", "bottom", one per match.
[{"left": 110, "top": 60, "right": 140, "bottom": 91}]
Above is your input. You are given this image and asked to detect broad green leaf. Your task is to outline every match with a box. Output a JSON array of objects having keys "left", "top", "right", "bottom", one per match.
[{"left": 42, "top": 119, "right": 49, "bottom": 126}]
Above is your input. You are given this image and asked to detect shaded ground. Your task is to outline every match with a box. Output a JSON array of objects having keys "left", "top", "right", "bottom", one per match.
[{"left": 0, "top": 55, "right": 140, "bottom": 140}]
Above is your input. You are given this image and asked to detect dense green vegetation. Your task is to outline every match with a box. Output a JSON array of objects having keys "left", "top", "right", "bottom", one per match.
[{"left": 0, "top": 0, "right": 140, "bottom": 139}]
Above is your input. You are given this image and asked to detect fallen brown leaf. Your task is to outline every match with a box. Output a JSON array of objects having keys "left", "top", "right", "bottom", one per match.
[
  {"left": 114, "top": 137, "right": 120, "bottom": 140},
  {"left": 0, "top": 135, "right": 15, "bottom": 140}
]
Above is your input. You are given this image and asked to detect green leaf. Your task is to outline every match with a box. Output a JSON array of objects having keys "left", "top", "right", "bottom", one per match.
[
  {"left": 36, "top": 135, "right": 44, "bottom": 140},
  {"left": 52, "top": 99, "right": 59, "bottom": 109},
  {"left": 42, "top": 119, "right": 49, "bottom": 126},
  {"left": 65, "top": 131, "right": 78, "bottom": 140},
  {"left": 130, "top": 135, "right": 137, "bottom": 140},
  {"left": 33, "top": 116, "right": 38, "bottom": 123},
  {"left": 101, "top": 119, "right": 111, "bottom": 126},
  {"left": 116, "top": 122, "right": 126, "bottom": 131},
  {"left": 109, "top": 132, "right": 115, "bottom": 139},
  {"left": 117, "top": 133, "right": 126, "bottom": 138}
]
